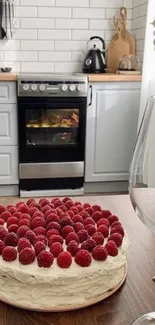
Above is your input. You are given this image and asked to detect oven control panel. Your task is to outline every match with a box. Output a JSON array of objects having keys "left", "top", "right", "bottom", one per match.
[{"left": 18, "top": 74, "right": 88, "bottom": 97}]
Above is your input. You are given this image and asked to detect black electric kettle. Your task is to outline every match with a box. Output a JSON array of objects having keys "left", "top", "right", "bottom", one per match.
[{"left": 82, "top": 36, "right": 106, "bottom": 74}]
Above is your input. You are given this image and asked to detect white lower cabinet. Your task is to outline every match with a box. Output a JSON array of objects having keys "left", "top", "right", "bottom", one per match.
[
  {"left": 85, "top": 81, "right": 141, "bottom": 182},
  {"left": 0, "top": 146, "right": 18, "bottom": 185}
]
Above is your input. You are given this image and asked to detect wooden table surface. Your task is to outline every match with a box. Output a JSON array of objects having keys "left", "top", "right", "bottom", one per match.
[{"left": 0, "top": 195, "right": 154, "bottom": 325}]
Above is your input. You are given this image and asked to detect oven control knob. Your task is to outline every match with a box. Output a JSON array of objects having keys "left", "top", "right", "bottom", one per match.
[
  {"left": 31, "top": 84, "right": 38, "bottom": 91},
  {"left": 77, "top": 85, "right": 83, "bottom": 92},
  {"left": 62, "top": 84, "right": 68, "bottom": 92},
  {"left": 70, "top": 84, "right": 76, "bottom": 92},
  {"left": 39, "top": 84, "right": 46, "bottom": 92},
  {"left": 23, "top": 84, "right": 29, "bottom": 91}
]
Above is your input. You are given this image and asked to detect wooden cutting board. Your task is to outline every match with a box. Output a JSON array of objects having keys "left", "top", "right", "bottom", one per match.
[{"left": 108, "top": 28, "right": 130, "bottom": 72}]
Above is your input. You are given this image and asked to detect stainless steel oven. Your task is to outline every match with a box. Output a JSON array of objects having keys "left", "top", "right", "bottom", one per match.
[{"left": 17, "top": 74, "right": 88, "bottom": 197}]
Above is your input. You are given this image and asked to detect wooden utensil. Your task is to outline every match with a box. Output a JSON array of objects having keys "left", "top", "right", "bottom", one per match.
[
  {"left": 112, "top": 7, "right": 135, "bottom": 55},
  {"left": 108, "top": 17, "right": 130, "bottom": 72}
]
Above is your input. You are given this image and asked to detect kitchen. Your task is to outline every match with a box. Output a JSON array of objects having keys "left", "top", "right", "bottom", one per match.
[{"left": 0, "top": 0, "right": 155, "bottom": 324}]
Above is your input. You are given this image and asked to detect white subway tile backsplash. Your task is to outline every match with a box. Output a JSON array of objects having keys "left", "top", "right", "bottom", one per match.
[
  {"left": 15, "top": 29, "right": 37, "bottom": 39},
  {"left": 133, "top": 0, "right": 148, "bottom": 7},
  {"left": 0, "top": 40, "right": 20, "bottom": 51},
  {"left": 20, "top": 0, "right": 54, "bottom": 5},
  {"left": 72, "top": 30, "right": 105, "bottom": 41},
  {"left": 123, "top": 0, "right": 133, "bottom": 9},
  {"left": 39, "top": 51, "right": 71, "bottom": 62},
  {"left": 90, "top": 0, "right": 123, "bottom": 8},
  {"left": 21, "top": 18, "right": 54, "bottom": 29},
  {"left": 38, "top": 7, "right": 71, "bottom": 18},
  {"left": 132, "top": 16, "right": 146, "bottom": 30},
  {"left": 73, "top": 8, "right": 105, "bottom": 19},
  {"left": 106, "top": 8, "right": 132, "bottom": 19},
  {"left": 132, "top": 28, "right": 146, "bottom": 40},
  {"left": 55, "top": 19, "right": 88, "bottom": 30},
  {"left": 71, "top": 52, "right": 85, "bottom": 62},
  {"left": 133, "top": 3, "right": 148, "bottom": 19},
  {"left": 56, "top": 0, "right": 89, "bottom": 7},
  {"left": 136, "top": 40, "right": 144, "bottom": 52},
  {"left": 90, "top": 20, "right": 113, "bottom": 30},
  {"left": 3, "top": 51, "right": 37, "bottom": 62},
  {"left": 15, "top": 6, "right": 37, "bottom": 17},
  {"left": 55, "top": 40, "right": 86, "bottom": 51},
  {"left": 2, "top": 62, "right": 20, "bottom": 72},
  {"left": 38, "top": 30, "right": 71, "bottom": 40},
  {"left": 21, "top": 62, "right": 54, "bottom": 73},
  {"left": 21, "top": 40, "right": 54, "bottom": 51},
  {"left": 54, "top": 62, "right": 82, "bottom": 73}
]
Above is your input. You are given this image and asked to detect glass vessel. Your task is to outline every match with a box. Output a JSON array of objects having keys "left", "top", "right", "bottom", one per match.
[{"left": 129, "top": 96, "right": 155, "bottom": 324}]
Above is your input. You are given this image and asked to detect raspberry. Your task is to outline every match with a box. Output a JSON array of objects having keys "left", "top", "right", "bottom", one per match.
[
  {"left": 51, "top": 197, "right": 59, "bottom": 204},
  {"left": 92, "top": 205, "right": 101, "bottom": 212},
  {"left": 47, "top": 229, "right": 59, "bottom": 239},
  {"left": 67, "top": 240, "right": 79, "bottom": 257},
  {"left": 29, "top": 207, "right": 39, "bottom": 216},
  {"left": 85, "top": 207, "right": 93, "bottom": 216},
  {"left": 75, "top": 250, "right": 92, "bottom": 267},
  {"left": 70, "top": 207, "right": 79, "bottom": 215},
  {"left": 0, "top": 205, "right": 5, "bottom": 214},
  {"left": 16, "top": 201, "right": 25, "bottom": 208},
  {"left": 84, "top": 217, "right": 95, "bottom": 226},
  {"left": 61, "top": 225, "right": 75, "bottom": 238},
  {"left": 0, "top": 226, "right": 7, "bottom": 241},
  {"left": 39, "top": 198, "right": 47, "bottom": 205},
  {"left": 81, "top": 238, "right": 96, "bottom": 252},
  {"left": 2, "top": 246, "right": 17, "bottom": 262},
  {"left": 38, "top": 251, "right": 54, "bottom": 268},
  {"left": 7, "top": 216, "right": 19, "bottom": 228},
  {"left": 18, "top": 238, "right": 31, "bottom": 252},
  {"left": 74, "top": 222, "right": 84, "bottom": 233},
  {"left": 97, "top": 218, "right": 110, "bottom": 228},
  {"left": 1, "top": 211, "right": 11, "bottom": 221},
  {"left": 62, "top": 197, "right": 70, "bottom": 203},
  {"left": 80, "top": 210, "right": 89, "bottom": 220},
  {"left": 20, "top": 213, "right": 31, "bottom": 221},
  {"left": 26, "top": 198, "right": 35, "bottom": 206},
  {"left": 35, "top": 235, "right": 46, "bottom": 245},
  {"left": 29, "top": 201, "right": 36, "bottom": 208},
  {"left": 60, "top": 216, "right": 73, "bottom": 228},
  {"left": 83, "top": 203, "right": 91, "bottom": 209},
  {"left": 5, "top": 233, "right": 18, "bottom": 247},
  {"left": 32, "top": 211, "right": 44, "bottom": 219},
  {"left": 65, "top": 200, "right": 74, "bottom": 210},
  {"left": 6, "top": 204, "right": 14, "bottom": 209},
  {"left": 57, "top": 251, "right": 72, "bottom": 268},
  {"left": 111, "top": 221, "right": 121, "bottom": 229},
  {"left": 30, "top": 217, "right": 45, "bottom": 230},
  {"left": 98, "top": 225, "right": 109, "bottom": 238},
  {"left": 0, "top": 240, "right": 4, "bottom": 255},
  {"left": 17, "top": 205, "right": 29, "bottom": 214},
  {"left": 72, "top": 215, "right": 83, "bottom": 224},
  {"left": 46, "top": 221, "right": 61, "bottom": 232},
  {"left": 75, "top": 205, "right": 83, "bottom": 213},
  {"left": 40, "top": 198, "right": 49, "bottom": 208},
  {"left": 108, "top": 233, "right": 123, "bottom": 247},
  {"left": 92, "top": 211, "right": 102, "bottom": 223},
  {"left": 85, "top": 224, "right": 96, "bottom": 236},
  {"left": 53, "top": 200, "right": 63, "bottom": 208},
  {"left": 110, "top": 226, "right": 125, "bottom": 238},
  {"left": 41, "top": 205, "right": 51, "bottom": 214},
  {"left": 44, "top": 210, "right": 53, "bottom": 218},
  {"left": 34, "top": 241, "right": 46, "bottom": 256},
  {"left": 33, "top": 227, "right": 46, "bottom": 236},
  {"left": 67, "top": 210, "right": 74, "bottom": 218},
  {"left": 50, "top": 242, "right": 63, "bottom": 257},
  {"left": 101, "top": 210, "right": 112, "bottom": 218},
  {"left": 108, "top": 215, "right": 119, "bottom": 225},
  {"left": 17, "top": 225, "right": 29, "bottom": 238},
  {"left": 0, "top": 218, "right": 5, "bottom": 225},
  {"left": 48, "top": 235, "right": 63, "bottom": 246},
  {"left": 8, "top": 224, "right": 18, "bottom": 233},
  {"left": 74, "top": 201, "right": 82, "bottom": 206},
  {"left": 92, "top": 246, "right": 108, "bottom": 261},
  {"left": 105, "top": 240, "right": 118, "bottom": 256},
  {"left": 59, "top": 205, "right": 67, "bottom": 213},
  {"left": 77, "top": 229, "right": 89, "bottom": 243},
  {"left": 92, "top": 232, "right": 104, "bottom": 245},
  {"left": 25, "top": 230, "right": 36, "bottom": 244},
  {"left": 66, "top": 232, "right": 79, "bottom": 245},
  {"left": 19, "top": 219, "right": 30, "bottom": 227},
  {"left": 56, "top": 208, "right": 63, "bottom": 217},
  {"left": 19, "top": 247, "right": 35, "bottom": 265}
]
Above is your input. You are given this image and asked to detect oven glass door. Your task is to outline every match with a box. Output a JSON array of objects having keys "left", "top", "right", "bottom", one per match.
[{"left": 18, "top": 97, "right": 87, "bottom": 163}]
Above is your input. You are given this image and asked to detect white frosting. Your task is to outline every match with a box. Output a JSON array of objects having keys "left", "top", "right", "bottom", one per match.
[{"left": 0, "top": 234, "right": 129, "bottom": 309}]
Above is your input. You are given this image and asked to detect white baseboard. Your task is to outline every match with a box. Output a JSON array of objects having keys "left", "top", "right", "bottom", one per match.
[
  {"left": 0, "top": 185, "right": 18, "bottom": 196},
  {"left": 20, "top": 188, "right": 84, "bottom": 198},
  {"left": 84, "top": 181, "right": 128, "bottom": 193}
]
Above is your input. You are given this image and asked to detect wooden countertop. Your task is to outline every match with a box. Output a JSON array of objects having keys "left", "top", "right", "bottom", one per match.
[
  {"left": 88, "top": 73, "right": 142, "bottom": 82},
  {"left": 0, "top": 73, "right": 17, "bottom": 81},
  {"left": 0, "top": 194, "right": 154, "bottom": 325}
]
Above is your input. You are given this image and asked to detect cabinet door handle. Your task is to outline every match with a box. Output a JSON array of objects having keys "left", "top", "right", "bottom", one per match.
[{"left": 89, "top": 85, "right": 93, "bottom": 106}]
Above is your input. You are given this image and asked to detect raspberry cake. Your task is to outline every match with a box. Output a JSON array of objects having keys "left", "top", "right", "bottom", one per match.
[{"left": 0, "top": 198, "right": 129, "bottom": 311}]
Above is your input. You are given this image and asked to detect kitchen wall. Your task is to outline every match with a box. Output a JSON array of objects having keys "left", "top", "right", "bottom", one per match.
[
  {"left": 132, "top": 0, "right": 148, "bottom": 67},
  {"left": 0, "top": 0, "right": 133, "bottom": 73}
]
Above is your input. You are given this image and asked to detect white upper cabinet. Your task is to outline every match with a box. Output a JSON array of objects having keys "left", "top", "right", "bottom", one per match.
[{"left": 85, "top": 82, "right": 141, "bottom": 182}]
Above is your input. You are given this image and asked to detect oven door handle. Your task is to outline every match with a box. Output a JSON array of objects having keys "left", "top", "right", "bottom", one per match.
[{"left": 88, "top": 85, "right": 93, "bottom": 106}]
